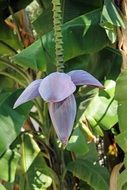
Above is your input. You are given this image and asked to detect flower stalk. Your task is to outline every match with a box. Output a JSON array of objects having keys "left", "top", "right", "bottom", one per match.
[{"left": 52, "top": 0, "right": 64, "bottom": 72}]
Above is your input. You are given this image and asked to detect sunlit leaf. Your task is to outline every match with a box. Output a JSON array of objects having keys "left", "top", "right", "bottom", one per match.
[
  {"left": 0, "top": 149, "right": 20, "bottom": 182},
  {"left": 115, "top": 131, "right": 127, "bottom": 152},
  {"left": 0, "top": 90, "right": 32, "bottom": 156},
  {"left": 78, "top": 80, "right": 118, "bottom": 132},
  {"left": 0, "top": 184, "right": 6, "bottom": 190},
  {"left": 19, "top": 153, "right": 60, "bottom": 190},
  {"left": 124, "top": 154, "right": 127, "bottom": 168},
  {"left": 100, "top": 0, "right": 125, "bottom": 43},
  {"left": 67, "top": 125, "right": 89, "bottom": 156},
  {"left": 20, "top": 133, "right": 40, "bottom": 172},
  {"left": 115, "top": 70, "right": 127, "bottom": 131},
  {"left": 67, "top": 159, "right": 109, "bottom": 190}
]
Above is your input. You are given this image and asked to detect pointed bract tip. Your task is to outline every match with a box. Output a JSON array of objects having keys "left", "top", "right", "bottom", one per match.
[
  {"left": 68, "top": 70, "right": 104, "bottom": 88},
  {"left": 13, "top": 105, "right": 16, "bottom": 109},
  {"left": 95, "top": 83, "right": 104, "bottom": 89},
  {"left": 99, "top": 84, "right": 105, "bottom": 89},
  {"left": 61, "top": 137, "right": 68, "bottom": 146},
  {"left": 13, "top": 102, "right": 18, "bottom": 109},
  {"left": 48, "top": 94, "right": 76, "bottom": 146}
]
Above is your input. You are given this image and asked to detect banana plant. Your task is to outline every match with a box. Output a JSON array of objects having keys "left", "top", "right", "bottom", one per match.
[{"left": 0, "top": 0, "right": 126, "bottom": 190}]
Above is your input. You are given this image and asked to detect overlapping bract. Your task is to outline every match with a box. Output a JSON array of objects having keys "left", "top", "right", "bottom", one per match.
[{"left": 14, "top": 70, "right": 103, "bottom": 144}]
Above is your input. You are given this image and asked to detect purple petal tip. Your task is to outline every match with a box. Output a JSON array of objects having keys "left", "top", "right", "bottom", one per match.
[
  {"left": 13, "top": 104, "right": 17, "bottom": 109},
  {"left": 68, "top": 70, "right": 103, "bottom": 88},
  {"left": 13, "top": 79, "right": 42, "bottom": 108},
  {"left": 48, "top": 94, "right": 76, "bottom": 143}
]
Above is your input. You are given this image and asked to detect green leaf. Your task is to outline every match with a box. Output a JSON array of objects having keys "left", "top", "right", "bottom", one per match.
[
  {"left": 105, "top": 26, "right": 117, "bottom": 43},
  {"left": 0, "top": 58, "right": 8, "bottom": 71},
  {"left": 19, "top": 153, "right": 60, "bottom": 190},
  {"left": 115, "top": 70, "right": 127, "bottom": 131},
  {"left": 33, "top": 8, "right": 53, "bottom": 35},
  {"left": 115, "top": 131, "right": 127, "bottom": 152},
  {"left": 117, "top": 169, "right": 127, "bottom": 190},
  {"left": 0, "top": 0, "right": 33, "bottom": 55},
  {"left": 124, "top": 154, "right": 127, "bottom": 168},
  {"left": 0, "top": 76, "right": 15, "bottom": 91},
  {"left": 14, "top": 39, "right": 47, "bottom": 71},
  {"left": 32, "top": 0, "right": 103, "bottom": 36},
  {"left": 67, "top": 125, "right": 89, "bottom": 156},
  {"left": 83, "top": 142, "right": 98, "bottom": 163},
  {"left": 115, "top": 70, "right": 127, "bottom": 102},
  {"left": 101, "top": 0, "right": 124, "bottom": 27},
  {"left": 65, "top": 47, "right": 122, "bottom": 80},
  {"left": 80, "top": 0, "right": 103, "bottom": 8},
  {"left": 80, "top": 80, "right": 118, "bottom": 131},
  {"left": 14, "top": 9, "right": 109, "bottom": 71},
  {"left": 116, "top": 101, "right": 127, "bottom": 132},
  {"left": 67, "top": 159, "right": 109, "bottom": 190},
  {"left": 0, "top": 184, "right": 6, "bottom": 190},
  {"left": 0, "top": 15, "right": 21, "bottom": 55},
  {"left": 100, "top": 0, "right": 125, "bottom": 42},
  {"left": 20, "top": 133, "right": 40, "bottom": 172},
  {"left": 85, "top": 97, "right": 117, "bottom": 130},
  {"left": 0, "top": 149, "right": 20, "bottom": 182},
  {"left": 0, "top": 91, "right": 12, "bottom": 105},
  {"left": 0, "top": 90, "right": 32, "bottom": 156}
]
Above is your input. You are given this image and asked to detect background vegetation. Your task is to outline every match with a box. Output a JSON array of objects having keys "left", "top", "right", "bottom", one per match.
[{"left": 0, "top": 0, "right": 127, "bottom": 189}]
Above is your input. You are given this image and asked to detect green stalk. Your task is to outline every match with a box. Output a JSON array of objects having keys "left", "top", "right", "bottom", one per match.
[
  {"left": 52, "top": 1, "right": 66, "bottom": 188},
  {"left": 0, "top": 40, "right": 17, "bottom": 54},
  {"left": 0, "top": 71, "right": 26, "bottom": 87},
  {"left": 29, "top": 112, "right": 42, "bottom": 127},
  {"left": 0, "top": 57, "right": 30, "bottom": 83},
  {"left": 33, "top": 100, "right": 44, "bottom": 125},
  {"left": 60, "top": 145, "right": 66, "bottom": 188},
  {"left": 21, "top": 135, "right": 31, "bottom": 190},
  {"left": 52, "top": 0, "right": 64, "bottom": 72}
]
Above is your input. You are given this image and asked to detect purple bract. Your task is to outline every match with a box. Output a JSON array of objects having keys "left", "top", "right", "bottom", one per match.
[{"left": 14, "top": 70, "right": 103, "bottom": 144}]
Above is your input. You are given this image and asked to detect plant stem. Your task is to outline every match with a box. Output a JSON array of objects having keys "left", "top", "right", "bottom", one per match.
[
  {"left": 0, "top": 71, "right": 26, "bottom": 87},
  {"left": 33, "top": 100, "right": 44, "bottom": 125},
  {"left": 0, "top": 40, "right": 17, "bottom": 54},
  {"left": 0, "top": 57, "right": 30, "bottom": 83},
  {"left": 21, "top": 134, "right": 31, "bottom": 190},
  {"left": 29, "top": 112, "right": 42, "bottom": 127},
  {"left": 52, "top": 0, "right": 64, "bottom": 72},
  {"left": 60, "top": 145, "right": 66, "bottom": 189}
]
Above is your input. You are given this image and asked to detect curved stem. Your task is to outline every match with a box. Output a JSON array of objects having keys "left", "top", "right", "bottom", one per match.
[
  {"left": 0, "top": 57, "right": 30, "bottom": 83},
  {"left": 29, "top": 112, "right": 42, "bottom": 127},
  {"left": 60, "top": 145, "right": 66, "bottom": 189},
  {"left": 0, "top": 71, "right": 26, "bottom": 87},
  {"left": 0, "top": 40, "right": 17, "bottom": 54},
  {"left": 21, "top": 134, "right": 31, "bottom": 190},
  {"left": 33, "top": 100, "right": 44, "bottom": 126},
  {"left": 52, "top": 0, "right": 64, "bottom": 72}
]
